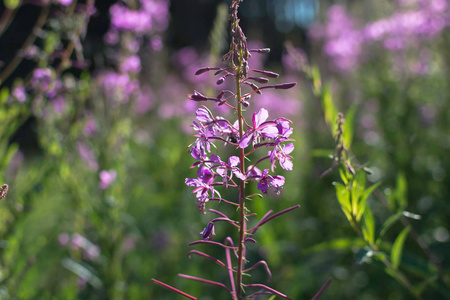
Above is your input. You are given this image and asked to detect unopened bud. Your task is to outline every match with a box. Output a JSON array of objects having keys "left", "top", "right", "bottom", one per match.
[
  {"left": 252, "top": 69, "right": 279, "bottom": 78},
  {"left": 188, "top": 90, "right": 208, "bottom": 101},
  {"left": 249, "top": 48, "right": 270, "bottom": 54},
  {"left": 274, "top": 82, "right": 296, "bottom": 89}
]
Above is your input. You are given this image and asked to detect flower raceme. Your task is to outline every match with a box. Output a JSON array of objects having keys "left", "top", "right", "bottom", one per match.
[
  {"left": 155, "top": 2, "right": 301, "bottom": 299},
  {"left": 186, "top": 103, "right": 295, "bottom": 213}
]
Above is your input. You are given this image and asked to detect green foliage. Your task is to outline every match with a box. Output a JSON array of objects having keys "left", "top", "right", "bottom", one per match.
[{"left": 391, "top": 226, "right": 411, "bottom": 270}]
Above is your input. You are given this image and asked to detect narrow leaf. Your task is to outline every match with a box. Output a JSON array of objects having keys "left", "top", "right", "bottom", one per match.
[
  {"left": 362, "top": 207, "right": 375, "bottom": 245},
  {"left": 391, "top": 226, "right": 411, "bottom": 269},
  {"left": 343, "top": 105, "right": 356, "bottom": 149},
  {"left": 333, "top": 182, "right": 352, "bottom": 222},
  {"left": 356, "top": 181, "right": 381, "bottom": 222},
  {"left": 351, "top": 171, "right": 366, "bottom": 217},
  {"left": 321, "top": 83, "right": 338, "bottom": 134}
]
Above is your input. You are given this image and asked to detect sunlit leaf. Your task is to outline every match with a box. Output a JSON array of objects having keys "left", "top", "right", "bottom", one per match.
[
  {"left": 333, "top": 182, "right": 352, "bottom": 222},
  {"left": 339, "top": 168, "right": 349, "bottom": 185},
  {"left": 343, "top": 105, "right": 356, "bottom": 149},
  {"left": 356, "top": 181, "right": 381, "bottom": 222},
  {"left": 391, "top": 226, "right": 411, "bottom": 269},
  {"left": 351, "top": 170, "right": 366, "bottom": 217},
  {"left": 311, "top": 65, "right": 322, "bottom": 97},
  {"left": 321, "top": 83, "right": 338, "bottom": 134},
  {"left": 362, "top": 207, "right": 375, "bottom": 245}
]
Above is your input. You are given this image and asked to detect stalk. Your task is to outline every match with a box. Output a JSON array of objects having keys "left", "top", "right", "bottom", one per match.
[{"left": 235, "top": 51, "right": 246, "bottom": 300}]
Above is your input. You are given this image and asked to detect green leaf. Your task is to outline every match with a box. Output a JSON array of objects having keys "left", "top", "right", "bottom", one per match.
[
  {"left": 356, "top": 181, "right": 381, "bottom": 222},
  {"left": 333, "top": 182, "right": 352, "bottom": 222},
  {"left": 351, "top": 170, "right": 366, "bottom": 217},
  {"left": 321, "top": 83, "right": 338, "bottom": 134},
  {"left": 362, "top": 207, "right": 375, "bottom": 245},
  {"left": 339, "top": 168, "right": 349, "bottom": 185},
  {"left": 343, "top": 105, "right": 356, "bottom": 149},
  {"left": 311, "top": 65, "right": 322, "bottom": 97},
  {"left": 376, "top": 212, "right": 403, "bottom": 245},
  {"left": 391, "top": 226, "right": 411, "bottom": 269},
  {"left": 387, "top": 172, "right": 408, "bottom": 212}
]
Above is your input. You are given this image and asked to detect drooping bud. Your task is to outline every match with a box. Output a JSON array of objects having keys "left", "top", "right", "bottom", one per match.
[
  {"left": 251, "top": 69, "right": 279, "bottom": 78},
  {"left": 243, "top": 82, "right": 261, "bottom": 95},
  {"left": 274, "top": 82, "right": 296, "bottom": 90},
  {"left": 188, "top": 90, "right": 208, "bottom": 101},
  {"left": 247, "top": 77, "right": 269, "bottom": 84},
  {"left": 249, "top": 48, "right": 270, "bottom": 54},
  {"left": 195, "top": 67, "right": 220, "bottom": 75}
]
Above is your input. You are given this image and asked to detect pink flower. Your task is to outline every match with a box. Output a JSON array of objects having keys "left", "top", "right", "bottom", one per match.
[{"left": 99, "top": 170, "right": 117, "bottom": 189}]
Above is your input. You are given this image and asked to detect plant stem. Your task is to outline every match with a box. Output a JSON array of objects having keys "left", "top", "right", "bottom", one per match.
[{"left": 235, "top": 54, "right": 246, "bottom": 300}]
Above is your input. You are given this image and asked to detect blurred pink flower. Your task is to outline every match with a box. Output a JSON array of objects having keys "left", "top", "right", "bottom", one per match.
[
  {"left": 57, "top": 0, "right": 73, "bottom": 6},
  {"left": 12, "top": 86, "right": 27, "bottom": 103},
  {"left": 120, "top": 55, "right": 142, "bottom": 74},
  {"left": 99, "top": 170, "right": 117, "bottom": 189}
]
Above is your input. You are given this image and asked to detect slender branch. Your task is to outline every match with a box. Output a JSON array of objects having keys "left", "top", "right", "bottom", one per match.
[
  {"left": 225, "top": 244, "right": 237, "bottom": 299},
  {"left": 178, "top": 273, "right": 232, "bottom": 294},
  {"left": 152, "top": 278, "right": 197, "bottom": 300},
  {"left": 311, "top": 277, "right": 332, "bottom": 300}
]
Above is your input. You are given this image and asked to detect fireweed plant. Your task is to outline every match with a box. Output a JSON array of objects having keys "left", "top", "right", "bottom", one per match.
[{"left": 152, "top": 1, "right": 308, "bottom": 299}]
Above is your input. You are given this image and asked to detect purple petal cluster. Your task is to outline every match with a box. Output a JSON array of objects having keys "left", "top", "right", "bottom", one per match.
[
  {"left": 310, "top": 1, "right": 450, "bottom": 73},
  {"left": 109, "top": 0, "right": 169, "bottom": 34},
  {"left": 186, "top": 101, "right": 295, "bottom": 211}
]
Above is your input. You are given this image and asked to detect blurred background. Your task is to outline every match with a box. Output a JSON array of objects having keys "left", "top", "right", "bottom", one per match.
[{"left": 0, "top": 0, "right": 449, "bottom": 299}]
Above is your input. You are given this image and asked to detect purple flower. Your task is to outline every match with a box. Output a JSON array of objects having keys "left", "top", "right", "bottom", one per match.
[
  {"left": 238, "top": 108, "right": 279, "bottom": 148},
  {"left": 99, "top": 170, "right": 117, "bottom": 190},
  {"left": 269, "top": 143, "right": 294, "bottom": 172},
  {"left": 185, "top": 164, "right": 221, "bottom": 212},
  {"left": 110, "top": 3, "right": 152, "bottom": 33},
  {"left": 12, "top": 86, "right": 27, "bottom": 103},
  {"left": 120, "top": 55, "right": 142, "bottom": 74},
  {"left": 257, "top": 169, "right": 286, "bottom": 195},
  {"left": 31, "top": 68, "right": 52, "bottom": 91},
  {"left": 211, "top": 154, "right": 246, "bottom": 186},
  {"left": 57, "top": 0, "right": 73, "bottom": 6},
  {"left": 200, "top": 222, "right": 215, "bottom": 241}
]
